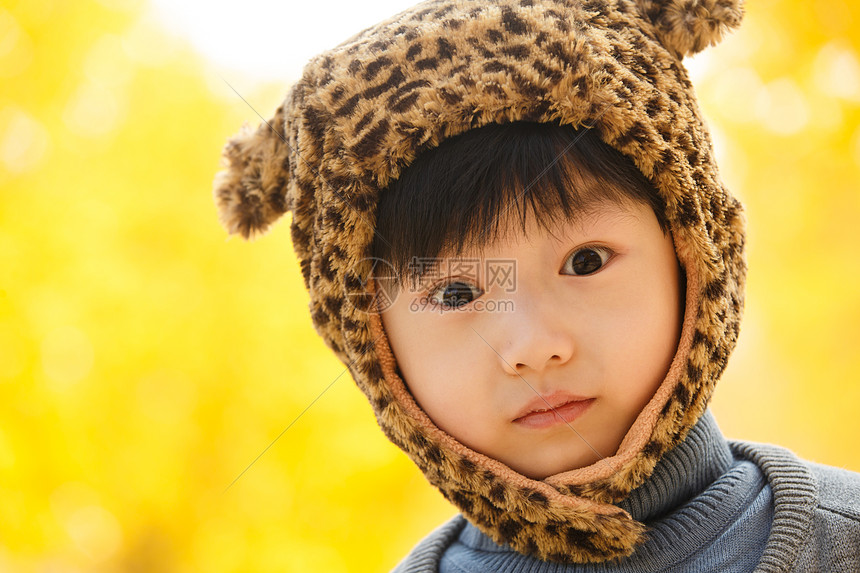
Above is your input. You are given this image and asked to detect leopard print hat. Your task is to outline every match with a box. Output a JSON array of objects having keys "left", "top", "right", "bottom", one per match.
[{"left": 213, "top": 0, "right": 746, "bottom": 563}]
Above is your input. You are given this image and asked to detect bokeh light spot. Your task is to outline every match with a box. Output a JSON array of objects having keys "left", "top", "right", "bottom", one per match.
[
  {"left": 84, "top": 34, "right": 135, "bottom": 88},
  {"left": 0, "top": 107, "right": 52, "bottom": 175},
  {"left": 756, "top": 78, "right": 810, "bottom": 135},
  {"left": 65, "top": 505, "right": 124, "bottom": 562},
  {"left": 813, "top": 42, "right": 860, "bottom": 102},
  {"left": 40, "top": 326, "right": 95, "bottom": 387},
  {"left": 0, "top": 8, "right": 33, "bottom": 79},
  {"left": 62, "top": 82, "right": 126, "bottom": 138},
  {"left": 711, "top": 67, "right": 764, "bottom": 124},
  {"left": 51, "top": 482, "right": 123, "bottom": 562}
]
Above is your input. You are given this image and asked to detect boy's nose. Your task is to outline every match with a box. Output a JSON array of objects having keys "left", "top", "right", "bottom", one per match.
[{"left": 494, "top": 296, "right": 575, "bottom": 377}]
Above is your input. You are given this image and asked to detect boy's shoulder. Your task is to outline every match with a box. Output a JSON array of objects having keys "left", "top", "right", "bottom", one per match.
[
  {"left": 731, "top": 439, "right": 860, "bottom": 571},
  {"left": 807, "top": 460, "right": 860, "bottom": 517},
  {"left": 731, "top": 438, "right": 860, "bottom": 518}
]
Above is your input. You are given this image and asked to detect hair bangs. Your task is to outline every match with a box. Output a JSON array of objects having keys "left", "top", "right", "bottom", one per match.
[{"left": 372, "top": 122, "right": 667, "bottom": 285}]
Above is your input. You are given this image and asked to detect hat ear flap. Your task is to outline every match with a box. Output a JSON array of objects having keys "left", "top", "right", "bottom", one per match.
[
  {"left": 636, "top": 0, "right": 744, "bottom": 58},
  {"left": 213, "top": 104, "right": 292, "bottom": 239}
]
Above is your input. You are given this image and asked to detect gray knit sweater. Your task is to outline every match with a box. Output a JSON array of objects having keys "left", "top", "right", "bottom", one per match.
[{"left": 392, "top": 412, "right": 860, "bottom": 572}]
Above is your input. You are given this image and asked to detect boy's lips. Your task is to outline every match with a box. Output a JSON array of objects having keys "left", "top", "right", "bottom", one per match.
[{"left": 512, "top": 393, "right": 595, "bottom": 429}]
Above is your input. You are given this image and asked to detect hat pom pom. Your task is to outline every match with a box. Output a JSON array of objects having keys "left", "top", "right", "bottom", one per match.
[
  {"left": 637, "top": 0, "right": 744, "bottom": 58},
  {"left": 213, "top": 106, "right": 292, "bottom": 240}
]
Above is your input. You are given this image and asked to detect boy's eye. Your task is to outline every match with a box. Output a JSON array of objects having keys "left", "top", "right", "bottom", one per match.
[
  {"left": 429, "top": 281, "right": 483, "bottom": 309},
  {"left": 562, "top": 246, "right": 613, "bottom": 276}
]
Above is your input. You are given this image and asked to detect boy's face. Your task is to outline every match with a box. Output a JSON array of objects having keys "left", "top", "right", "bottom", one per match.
[{"left": 379, "top": 200, "right": 683, "bottom": 480}]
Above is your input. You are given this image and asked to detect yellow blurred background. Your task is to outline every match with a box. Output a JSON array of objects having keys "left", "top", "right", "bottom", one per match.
[{"left": 1, "top": 0, "right": 858, "bottom": 571}]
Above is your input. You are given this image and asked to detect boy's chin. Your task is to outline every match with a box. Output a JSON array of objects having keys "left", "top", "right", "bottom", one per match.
[{"left": 508, "top": 449, "right": 606, "bottom": 481}]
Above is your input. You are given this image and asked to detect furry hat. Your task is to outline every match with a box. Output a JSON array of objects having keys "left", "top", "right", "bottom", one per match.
[{"left": 213, "top": 0, "right": 746, "bottom": 562}]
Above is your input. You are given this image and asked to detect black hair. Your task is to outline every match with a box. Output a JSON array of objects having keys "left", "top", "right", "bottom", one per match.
[{"left": 371, "top": 121, "right": 669, "bottom": 284}]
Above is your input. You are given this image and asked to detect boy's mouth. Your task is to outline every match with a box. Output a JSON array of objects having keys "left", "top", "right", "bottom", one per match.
[{"left": 512, "top": 394, "right": 595, "bottom": 429}]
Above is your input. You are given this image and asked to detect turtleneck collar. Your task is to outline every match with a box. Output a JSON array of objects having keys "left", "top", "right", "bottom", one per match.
[{"left": 617, "top": 409, "right": 733, "bottom": 522}]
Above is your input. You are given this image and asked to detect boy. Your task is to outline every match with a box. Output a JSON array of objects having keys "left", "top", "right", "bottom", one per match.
[{"left": 213, "top": 0, "right": 860, "bottom": 570}]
